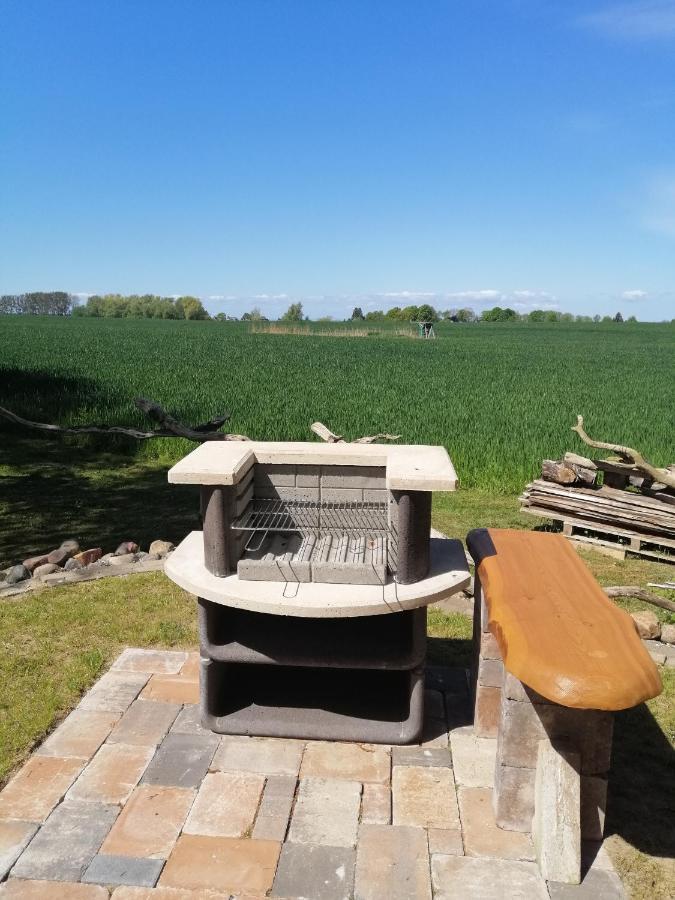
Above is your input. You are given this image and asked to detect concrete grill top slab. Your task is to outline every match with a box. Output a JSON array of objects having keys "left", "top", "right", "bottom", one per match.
[
  {"left": 167, "top": 441, "right": 458, "bottom": 491},
  {"left": 165, "top": 531, "right": 470, "bottom": 617}
]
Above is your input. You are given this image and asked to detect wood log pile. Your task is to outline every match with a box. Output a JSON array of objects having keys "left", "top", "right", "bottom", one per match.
[{"left": 520, "top": 417, "right": 675, "bottom": 563}]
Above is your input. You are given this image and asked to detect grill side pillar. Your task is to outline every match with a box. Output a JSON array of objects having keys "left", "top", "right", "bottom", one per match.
[
  {"left": 392, "top": 490, "right": 431, "bottom": 585},
  {"left": 200, "top": 485, "right": 233, "bottom": 576}
]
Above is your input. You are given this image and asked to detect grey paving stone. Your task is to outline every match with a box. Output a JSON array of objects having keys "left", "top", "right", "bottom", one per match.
[
  {"left": 355, "top": 824, "right": 431, "bottom": 900},
  {"left": 548, "top": 867, "right": 627, "bottom": 899},
  {"left": 169, "top": 704, "right": 205, "bottom": 734},
  {"left": 11, "top": 800, "right": 119, "bottom": 882},
  {"left": 0, "top": 821, "right": 38, "bottom": 880},
  {"left": 82, "top": 854, "right": 164, "bottom": 887},
  {"left": 391, "top": 746, "right": 452, "bottom": 768},
  {"left": 426, "top": 666, "right": 468, "bottom": 696},
  {"left": 78, "top": 671, "right": 149, "bottom": 713},
  {"left": 272, "top": 842, "right": 355, "bottom": 900},
  {"left": 108, "top": 699, "right": 180, "bottom": 746},
  {"left": 431, "top": 856, "right": 549, "bottom": 900},
  {"left": 424, "top": 689, "right": 445, "bottom": 720},
  {"left": 141, "top": 732, "right": 219, "bottom": 789},
  {"left": 288, "top": 777, "right": 361, "bottom": 847}
]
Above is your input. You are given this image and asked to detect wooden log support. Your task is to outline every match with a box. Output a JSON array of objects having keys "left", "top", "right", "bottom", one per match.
[
  {"left": 200, "top": 485, "right": 233, "bottom": 576},
  {"left": 393, "top": 490, "right": 431, "bottom": 585}
]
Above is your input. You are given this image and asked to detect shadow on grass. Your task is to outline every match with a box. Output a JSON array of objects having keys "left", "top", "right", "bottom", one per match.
[
  {"left": 0, "top": 369, "right": 199, "bottom": 565},
  {"left": 606, "top": 697, "right": 675, "bottom": 861}
]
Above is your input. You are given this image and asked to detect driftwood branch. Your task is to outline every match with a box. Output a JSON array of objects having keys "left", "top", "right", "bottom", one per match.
[
  {"left": 0, "top": 399, "right": 250, "bottom": 442},
  {"left": 604, "top": 585, "right": 675, "bottom": 614},
  {"left": 572, "top": 415, "right": 675, "bottom": 490},
  {"left": 311, "top": 421, "right": 401, "bottom": 444}
]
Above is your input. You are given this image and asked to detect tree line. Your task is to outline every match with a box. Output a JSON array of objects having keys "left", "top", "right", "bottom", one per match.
[
  {"left": 348, "top": 304, "right": 637, "bottom": 324},
  {"left": 0, "top": 292, "right": 75, "bottom": 316}
]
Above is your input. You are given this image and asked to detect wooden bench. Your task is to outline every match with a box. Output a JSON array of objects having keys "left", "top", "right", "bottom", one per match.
[{"left": 466, "top": 528, "right": 662, "bottom": 883}]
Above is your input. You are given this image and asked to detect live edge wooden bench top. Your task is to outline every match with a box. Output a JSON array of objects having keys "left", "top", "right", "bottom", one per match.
[{"left": 466, "top": 528, "right": 662, "bottom": 710}]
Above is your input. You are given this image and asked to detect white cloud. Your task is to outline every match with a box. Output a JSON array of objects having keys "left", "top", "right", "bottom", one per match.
[
  {"left": 621, "top": 289, "right": 648, "bottom": 301},
  {"left": 580, "top": 2, "right": 675, "bottom": 40}
]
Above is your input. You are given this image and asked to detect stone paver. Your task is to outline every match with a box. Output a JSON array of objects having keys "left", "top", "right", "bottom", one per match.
[
  {"left": 360, "top": 782, "right": 390, "bottom": 825},
  {"left": 36, "top": 710, "right": 120, "bottom": 760},
  {"left": 82, "top": 854, "right": 165, "bottom": 888},
  {"left": 458, "top": 787, "right": 534, "bottom": 861},
  {"left": 0, "top": 881, "right": 109, "bottom": 898},
  {"left": 79, "top": 671, "right": 149, "bottom": 713},
  {"left": 140, "top": 675, "right": 199, "bottom": 705},
  {"left": 179, "top": 652, "right": 200, "bottom": 679},
  {"left": 392, "top": 766, "right": 459, "bottom": 829},
  {"left": 391, "top": 747, "right": 452, "bottom": 768},
  {"left": 418, "top": 717, "right": 450, "bottom": 749},
  {"left": 11, "top": 800, "right": 119, "bottom": 882},
  {"left": 428, "top": 827, "right": 464, "bottom": 856},
  {"left": 168, "top": 705, "right": 203, "bottom": 735},
  {"left": 108, "top": 700, "right": 181, "bottom": 747},
  {"left": 100, "top": 785, "right": 195, "bottom": 859},
  {"left": 0, "top": 821, "right": 38, "bottom": 880},
  {"left": 212, "top": 736, "right": 303, "bottom": 777},
  {"left": 426, "top": 667, "right": 468, "bottom": 696},
  {"left": 158, "top": 834, "right": 280, "bottom": 894},
  {"left": 109, "top": 890, "right": 237, "bottom": 900},
  {"left": 252, "top": 775, "right": 296, "bottom": 841},
  {"left": 354, "top": 824, "right": 431, "bottom": 900},
  {"left": 184, "top": 772, "right": 264, "bottom": 838},
  {"left": 449, "top": 726, "right": 497, "bottom": 788},
  {"left": 272, "top": 842, "right": 355, "bottom": 900},
  {"left": 68, "top": 743, "right": 155, "bottom": 805},
  {"left": 112, "top": 649, "right": 188, "bottom": 675},
  {"left": 431, "top": 856, "right": 549, "bottom": 900},
  {"left": 547, "top": 866, "right": 627, "bottom": 899},
  {"left": 424, "top": 690, "right": 445, "bottom": 720},
  {"left": 141, "top": 733, "right": 219, "bottom": 789},
  {"left": 0, "top": 756, "right": 85, "bottom": 823},
  {"left": 300, "top": 741, "right": 390, "bottom": 783},
  {"left": 288, "top": 778, "right": 361, "bottom": 848}
]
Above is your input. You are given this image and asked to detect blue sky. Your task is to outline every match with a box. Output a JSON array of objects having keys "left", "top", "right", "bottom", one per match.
[{"left": 1, "top": 1, "right": 675, "bottom": 321}]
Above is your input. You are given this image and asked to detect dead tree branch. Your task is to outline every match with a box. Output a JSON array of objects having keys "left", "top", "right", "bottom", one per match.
[
  {"left": 604, "top": 585, "right": 675, "bottom": 614},
  {"left": 311, "top": 421, "right": 401, "bottom": 444},
  {"left": 0, "top": 399, "right": 250, "bottom": 442},
  {"left": 572, "top": 415, "right": 675, "bottom": 490}
]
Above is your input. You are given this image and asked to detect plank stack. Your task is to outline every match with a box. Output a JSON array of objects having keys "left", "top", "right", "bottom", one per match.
[{"left": 520, "top": 454, "right": 675, "bottom": 563}]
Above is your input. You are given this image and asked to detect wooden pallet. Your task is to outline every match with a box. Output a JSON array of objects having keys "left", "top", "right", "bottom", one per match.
[{"left": 521, "top": 505, "right": 675, "bottom": 564}]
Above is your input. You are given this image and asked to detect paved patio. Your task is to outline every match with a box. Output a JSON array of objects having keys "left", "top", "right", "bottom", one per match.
[{"left": 0, "top": 648, "right": 626, "bottom": 899}]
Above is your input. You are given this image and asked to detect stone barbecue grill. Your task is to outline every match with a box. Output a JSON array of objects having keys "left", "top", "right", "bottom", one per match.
[{"left": 165, "top": 441, "right": 469, "bottom": 743}]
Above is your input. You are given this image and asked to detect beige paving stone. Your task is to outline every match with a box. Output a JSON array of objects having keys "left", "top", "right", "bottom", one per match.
[
  {"left": 533, "top": 742, "right": 581, "bottom": 884},
  {"left": 474, "top": 685, "right": 501, "bottom": 738},
  {"left": 158, "top": 834, "right": 280, "bottom": 894},
  {"left": 0, "top": 821, "right": 38, "bottom": 880},
  {"left": 113, "top": 648, "right": 188, "bottom": 674},
  {"left": 288, "top": 777, "right": 361, "bottom": 847},
  {"left": 67, "top": 742, "right": 155, "bottom": 804},
  {"left": 428, "top": 827, "right": 464, "bottom": 856},
  {"left": 184, "top": 772, "right": 264, "bottom": 838},
  {"left": 418, "top": 717, "right": 449, "bottom": 749},
  {"left": 458, "top": 787, "right": 535, "bottom": 861},
  {"left": 355, "top": 824, "right": 431, "bottom": 900},
  {"left": 392, "top": 766, "right": 459, "bottom": 829},
  {"left": 100, "top": 785, "right": 195, "bottom": 859},
  {"left": 179, "top": 653, "right": 201, "bottom": 680},
  {"left": 78, "top": 670, "right": 149, "bottom": 713},
  {"left": 449, "top": 726, "right": 497, "bottom": 788},
  {"left": 300, "top": 741, "right": 390, "bottom": 783},
  {"left": 108, "top": 699, "right": 181, "bottom": 747},
  {"left": 140, "top": 674, "right": 199, "bottom": 705},
  {"left": 431, "top": 856, "right": 549, "bottom": 900},
  {"left": 0, "top": 881, "right": 109, "bottom": 899},
  {"left": 110, "top": 889, "right": 245, "bottom": 900},
  {"left": 0, "top": 756, "right": 84, "bottom": 823},
  {"left": 212, "top": 736, "right": 303, "bottom": 777},
  {"left": 35, "top": 710, "right": 120, "bottom": 760},
  {"left": 361, "top": 782, "right": 391, "bottom": 825}
]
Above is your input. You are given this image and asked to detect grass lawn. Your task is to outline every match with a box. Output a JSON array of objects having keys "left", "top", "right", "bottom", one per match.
[{"left": 1, "top": 446, "right": 674, "bottom": 897}]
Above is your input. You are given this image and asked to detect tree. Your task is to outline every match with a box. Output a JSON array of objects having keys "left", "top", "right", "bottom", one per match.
[
  {"left": 627, "top": 315, "right": 637, "bottom": 323},
  {"left": 365, "top": 309, "right": 385, "bottom": 321},
  {"left": 175, "top": 296, "right": 209, "bottom": 320},
  {"left": 456, "top": 307, "right": 475, "bottom": 323},
  {"left": 416, "top": 303, "right": 439, "bottom": 323},
  {"left": 350, "top": 307, "right": 365, "bottom": 320},
  {"left": 614, "top": 311, "right": 624, "bottom": 323},
  {"left": 281, "top": 302, "right": 304, "bottom": 322},
  {"left": 385, "top": 307, "right": 402, "bottom": 319},
  {"left": 241, "top": 306, "right": 265, "bottom": 322}
]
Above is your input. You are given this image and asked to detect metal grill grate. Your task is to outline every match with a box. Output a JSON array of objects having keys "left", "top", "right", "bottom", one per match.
[{"left": 231, "top": 498, "right": 389, "bottom": 535}]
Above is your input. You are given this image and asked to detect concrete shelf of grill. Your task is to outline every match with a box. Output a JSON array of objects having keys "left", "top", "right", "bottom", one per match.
[
  {"left": 166, "top": 530, "right": 470, "bottom": 618},
  {"left": 200, "top": 658, "right": 425, "bottom": 744},
  {"left": 198, "top": 599, "right": 427, "bottom": 669}
]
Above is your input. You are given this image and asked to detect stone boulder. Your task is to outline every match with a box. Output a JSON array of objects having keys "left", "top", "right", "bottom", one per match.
[
  {"left": 73, "top": 548, "right": 103, "bottom": 567},
  {"left": 64, "top": 558, "right": 84, "bottom": 572},
  {"left": 109, "top": 553, "right": 136, "bottom": 566},
  {"left": 47, "top": 547, "right": 71, "bottom": 567},
  {"left": 149, "top": 540, "right": 174, "bottom": 557},
  {"left": 23, "top": 554, "right": 50, "bottom": 574},
  {"left": 631, "top": 610, "right": 661, "bottom": 640},
  {"left": 59, "top": 539, "right": 80, "bottom": 556},
  {"left": 33, "top": 563, "right": 62, "bottom": 579},
  {"left": 115, "top": 541, "right": 139, "bottom": 556},
  {"left": 6, "top": 564, "right": 30, "bottom": 585},
  {"left": 660, "top": 623, "right": 675, "bottom": 645}
]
